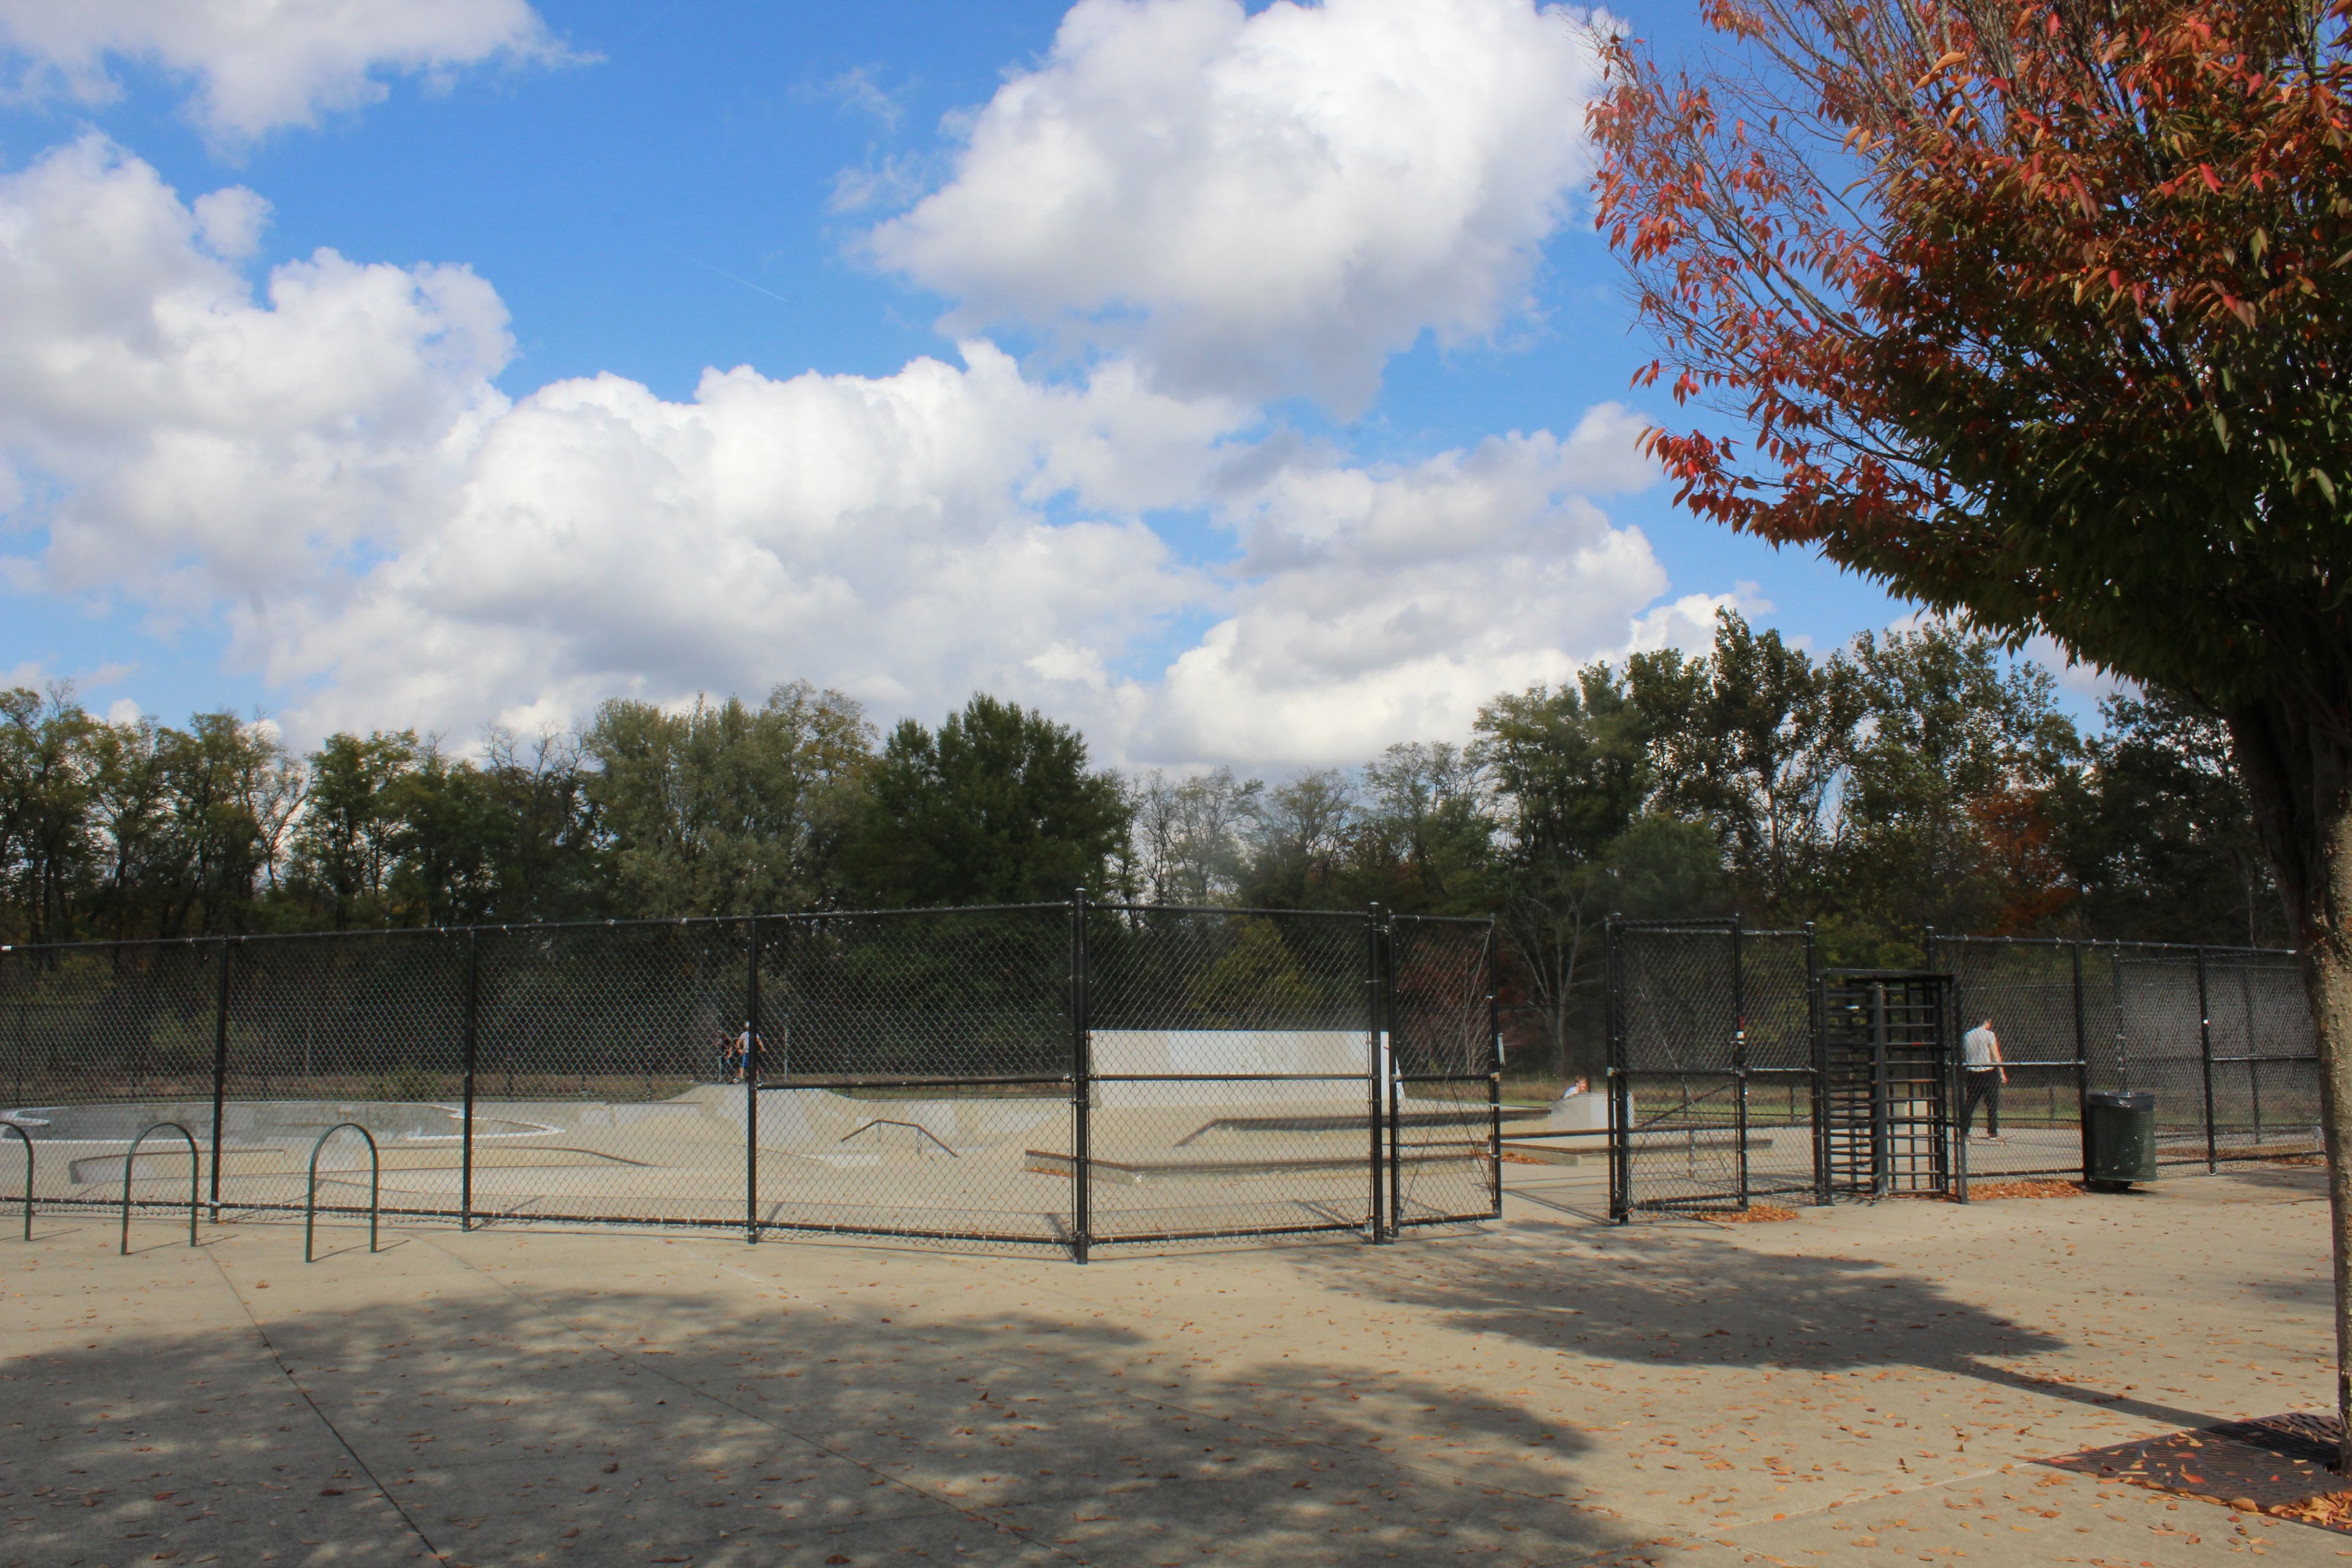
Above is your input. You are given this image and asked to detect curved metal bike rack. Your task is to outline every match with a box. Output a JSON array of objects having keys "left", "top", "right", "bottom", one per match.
[
  {"left": 305, "top": 1121, "right": 381, "bottom": 1263},
  {"left": 2, "top": 1123, "right": 29, "bottom": 1240},
  {"left": 121, "top": 1121, "right": 201, "bottom": 1254}
]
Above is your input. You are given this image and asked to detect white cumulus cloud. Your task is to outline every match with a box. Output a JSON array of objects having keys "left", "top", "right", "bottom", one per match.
[
  {"left": 260, "top": 345, "right": 1251, "bottom": 742},
  {"left": 0, "top": 0, "right": 570, "bottom": 145},
  {"left": 0, "top": 137, "right": 512, "bottom": 611},
  {"left": 1154, "top": 412, "right": 1662, "bottom": 762},
  {"left": 867, "top": 0, "right": 1601, "bottom": 411},
  {"left": 0, "top": 138, "right": 1678, "bottom": 767}
]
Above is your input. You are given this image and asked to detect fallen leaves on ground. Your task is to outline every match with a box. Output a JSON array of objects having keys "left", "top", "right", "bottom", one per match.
[
  {"left": 1967, "top": 1180, "right": 2084, "bottom": 1202},
  {"left": 1696, "top": 1205, "right": 1799, "bottom": 1224},
  {"left": 2269, "top": 1490, "right": 2352, "bottom": 1529}
]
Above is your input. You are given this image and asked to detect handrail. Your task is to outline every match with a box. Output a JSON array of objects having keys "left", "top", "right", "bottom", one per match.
[
  {"left": 121, "top": 1121, "right": 200, "bottom": 1254},
  {"left": 840, "top": 1118, "right": 959, "bottom": 1158},
  {"left": 2, "top": 1124, "right": 28, "bottom": 1240},
  {"left": 305, "top": 1121, "right": 382, "bottom": 1262}
]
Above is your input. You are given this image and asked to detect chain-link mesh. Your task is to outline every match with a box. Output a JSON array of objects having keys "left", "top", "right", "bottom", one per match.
[
  {"left": 0, "top": 903, "right": 1469, "bottom": 1250},
  {"left": 0, "top": 940, "right": 223, "bottom": 1216},
  {"left": 469, "top": 918, "right": 750, "bottom": 1229},
  {"left": 2207, "top": 950, "right": 2321, "bottom": 1157},
  {"left": 1612, "top": 923, "right": 1747, "bottom": 1213},
  {"left": 1937, "top": 938, "right": 2092, "bottom": 1178},
  {"left": 2108, "top": 946, "right": 2212, "bottom": 1166},
  {"left": 758, "top": 906, "right": 1072, "bottom": 1245},
  {"left": 1937, "top": 937, "right": 2321, "bottom": 1176},
  {"left": 1080, "top": 907, "right": 1376, "bottom": 1243},
  {"left": 1739, "top": 932, "right": 1817, "bottom": 1199},
  {"left": 223, "top": 930, "right": 467, "bottom": 1220},
  {"left": 1388, "top": 916, "right": 1496, "bottom": 1227}
]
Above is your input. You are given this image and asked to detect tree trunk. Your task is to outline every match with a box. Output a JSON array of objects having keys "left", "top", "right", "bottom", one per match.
[{"left": 2227, "top": 697, "right": 2352, "bottom": 1470}]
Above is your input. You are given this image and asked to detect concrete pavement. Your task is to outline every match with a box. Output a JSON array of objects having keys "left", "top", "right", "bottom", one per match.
[{"left": 4, "top": 1163, "right": 2342, "bottom": 1566}]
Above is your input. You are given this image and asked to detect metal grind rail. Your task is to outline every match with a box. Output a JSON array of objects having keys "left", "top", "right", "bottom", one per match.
[{"left": 1, "top": 897, "right": 1502, "bottom": 1261}]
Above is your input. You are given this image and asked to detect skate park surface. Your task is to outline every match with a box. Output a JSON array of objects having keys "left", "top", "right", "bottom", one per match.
[
  {"left": 2, "top": 1030, "right": 1509, "bottom": 1242},
  {"left": 4, "top": 1158, "right": 2340, "bottom": 1567}
]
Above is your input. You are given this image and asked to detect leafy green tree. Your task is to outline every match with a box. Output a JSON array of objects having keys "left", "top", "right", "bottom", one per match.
[
  {"left": 1237, "top": 769, "right": 1357, "bottom": 910},
  {"left": 383, "top": 741, "right": 500, "bottom": 927},
  {"left": 0, "top": 688, "right": 100, "bottom": 944},
  {"left": 1344, "top": 742, "right": 1493, "bottom": 914},
  {"left": 80, "top": 712, "right": 167, "bottom": 941},
  {"left": 289, "top": 731, "right": 417, "bottom": 927},
  {"left": 1628, "top": 612, "right": 1858, "bottom": 920},
  {"left": 159, "top": 714, "right": 291, "bottom": 935},
  {"left": 844, "top": 694, "right": 1128, "bottom": 907},
  {"left": 2059, "top": 691, "right": 2288, "bottom": 946},
  {"left": 1834, "top": 624, "right": 2082, "bottom": 959},
  {"left": 477, "top": 728, "right": 606, "bottom": 923},
  {"left": 584, "top": 682, "right": 872, "bottom": 918},
  {"left": 1475, "top": 668, "right": 1653, "bottom": 1073}
]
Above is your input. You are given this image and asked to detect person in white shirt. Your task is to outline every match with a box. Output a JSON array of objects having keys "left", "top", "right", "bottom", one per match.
[
  {"left": 1959, "top": 1016, "right": 2007, "bottom": 1139},
  {"left": 733, "top": 1022, "right": 764, "bottom": 1084}
]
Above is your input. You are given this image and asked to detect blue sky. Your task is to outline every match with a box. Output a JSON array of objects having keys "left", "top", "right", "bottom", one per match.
[{"left": 0, "top": 0, "right": 1980, "bottom": 767}]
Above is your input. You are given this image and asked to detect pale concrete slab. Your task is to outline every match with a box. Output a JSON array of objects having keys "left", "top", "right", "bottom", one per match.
[{"left": 2, "top": 1164, "right": 2342, "bottom": 1567}]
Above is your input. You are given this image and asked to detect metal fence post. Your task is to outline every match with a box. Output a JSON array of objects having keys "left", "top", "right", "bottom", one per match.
[
  {"left": 1730, "top": 915, "right": 1750, "bottom": 1210},
  {"left": 1366, "top": 905, "right": 1385, "bottom": 1242},
  {"left": 1606, "top": 918, "right": 1629, "bottom": 1224},
  {"left": 2197, "top": 946, "right": 2217, "bottom": 1171},
  {"left": 1070, "top": 890, "right": 1092, "bottom": 1264},
  {"left": 208, "top": 938, "right": 232, "bottom": 1221},
  {"left": 1381, "top": 907, "right": 1404, "bottom": 1237},
  {"left": 1948, "top": 974, "right": 1970, "bottom": 1203},
  {"left": 746, "top": 918, "right": 763, "bottom": 1245},
  {"left": 461, "top": 927, "right": 478, "bottom": 1231},
  {"left": 1864, "top": 980, "right": 1887, "bottom": 1195},
  {"left": 1806, "top": 921, "right": 1828, "bottom": 1207},
  {"left": 2071, "top": 940, "right": 2090, "bottom": 1182},
  {"left": 1485, "top": 919, "right": 1502, "bottom": 1219}
]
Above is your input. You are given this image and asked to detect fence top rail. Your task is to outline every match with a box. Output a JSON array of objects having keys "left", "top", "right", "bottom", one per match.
[
  {"left": 1089, "top": 901, "right": 1409, "bottom": 921},
  {"left": 1931, "top": 932, "right": 2299, "bottom": 960},
  {"left": 1610, "top": 918, "right": 1811, "bottom": 938},
  {"left": 1820, "top": 967, "right": 1954, "bottom": 981},
  {"left": 0, "top": 902, "right": 1088, "bottom": 958}
]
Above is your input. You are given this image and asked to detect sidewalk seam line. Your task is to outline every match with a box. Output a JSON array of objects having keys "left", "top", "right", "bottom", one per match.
[{"left": 200, "top": 1240, "right": 450, "bottom": 1564}]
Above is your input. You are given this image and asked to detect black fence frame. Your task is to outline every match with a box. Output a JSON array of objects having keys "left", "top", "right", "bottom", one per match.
[
  {"left": 1928, "top": 932, "right": 2321, "bottom": 1174},
  {"left": 1, "top": 897, "right": 1501, "bottom": 1260},
  {"left": 1607, "top": 919, "right": 2319, "bottom": 1221}
]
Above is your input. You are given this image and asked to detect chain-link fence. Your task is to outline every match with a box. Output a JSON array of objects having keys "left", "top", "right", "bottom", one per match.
[
  {"left": 1606, "top": 923, "right": 2321, "bottom": 1219},
  {"left": 1387, "top": 916, "right": 1501, "bottom": 1230},
  {"left": 0, "top": 899, "right": 1498, "bottom": 1256},
  {"left": 1607, "top": 920, "right": 1815, "bottom": 1217},
  {"left": 1936, "top": 935, "right": 2322, "bottom": 1177}
]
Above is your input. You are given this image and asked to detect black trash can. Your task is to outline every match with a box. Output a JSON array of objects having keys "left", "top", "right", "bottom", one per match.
[{"left": 2084, "top": 1090, "right": 2157, "bottom": 1189}]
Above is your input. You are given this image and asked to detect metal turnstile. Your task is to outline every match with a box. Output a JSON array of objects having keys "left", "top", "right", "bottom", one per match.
[{"left": 1818, "top": 972, "right": 1954, "bottom": 1197}]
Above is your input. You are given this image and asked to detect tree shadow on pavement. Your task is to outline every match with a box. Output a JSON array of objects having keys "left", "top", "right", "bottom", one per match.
[
  {"left": 1292, "top": 1216, "right": 2237, "bottom": 1433},
  {"left": 5, "top": 1236, "right": 1643, "bottom": 1568}
]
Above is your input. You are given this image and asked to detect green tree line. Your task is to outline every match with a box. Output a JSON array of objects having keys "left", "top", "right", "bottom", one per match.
[{"left": 0, "top": 617, "right": 2281, "bottom": 1071}]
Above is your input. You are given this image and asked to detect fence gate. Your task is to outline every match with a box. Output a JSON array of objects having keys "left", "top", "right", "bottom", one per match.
[
  {"left": 1817, "top": 972, "right": 1953, "bottom": 1198},
  {"left": 1610, "top": 925, "right": 2317, "bottom": 1219}
]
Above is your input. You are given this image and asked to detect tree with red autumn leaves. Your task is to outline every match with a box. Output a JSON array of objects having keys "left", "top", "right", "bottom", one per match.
[{"left": 1593, "top": 0, "right": 2352, "bottom": 1456}]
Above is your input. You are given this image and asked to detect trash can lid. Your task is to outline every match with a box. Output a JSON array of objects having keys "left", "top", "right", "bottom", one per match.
[{"left": 2086, "top": 1090, "right": 2155, "bottom": 1110}]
